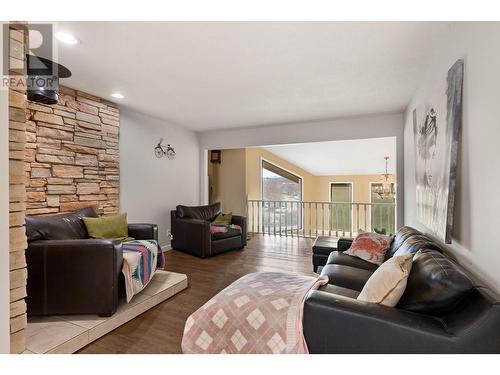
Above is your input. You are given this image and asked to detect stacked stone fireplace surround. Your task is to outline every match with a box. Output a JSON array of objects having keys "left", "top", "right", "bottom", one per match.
[
  {"left": 24, "top": 86, "right": 120, "bottom": 216},
  {"left": 7, "top": 23, "right": 120, "bottom": 353}
]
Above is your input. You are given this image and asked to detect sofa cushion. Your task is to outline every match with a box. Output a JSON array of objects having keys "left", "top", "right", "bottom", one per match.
[
  {"left": 320, "top": 264, "right": 374, "bottom": 291},
  {"left": 177, "top": 202, "right": 221, "bottom": 221},
  {"left": 211, "top": 225, "right": 241, "bottom": 240},
  {"left": 326, "top": 251, "right": 379, "bottom": 272},
  {"left": 25, "top": 207, "right": 98, "bottom": 242},
  {"left": 344, "top": 231, "right": 391, "bottom": 265},
  {"left": 393, "top": 234, "right": 443, "bottom": 257},
  {"left": 397, "top": 249, "right": 473, "bottom": 315},
  {"left": 83, "top": 213, "right": 130, "bottom": 241},
  {"left": 358, "top": 254, "right": 413, "bottom": 307},
  {"left": 212, "top": 212, "right": 232, "bottom": 225},
  {"left": 386, "top": 226, "right": 422, "bottom": 259}
]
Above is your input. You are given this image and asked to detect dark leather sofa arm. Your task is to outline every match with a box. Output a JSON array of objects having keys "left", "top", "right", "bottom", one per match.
[
  {"left": 232, "top": 215, "right": 247, "bottom": 246},
  {"left": 26, "top": 239, "right": 123, "bottom": 316},
  {"left": 171, "top": 217, "right": 211, "bottom": 258},
  {"left": 337, "top": 238, "right": 353, "bottom": 252},
  {"left": 303, "top": 290, "right": 452, "bottom": 353},
  {"left": 128, "top": 223, "right": 158, "bottom": 241}
]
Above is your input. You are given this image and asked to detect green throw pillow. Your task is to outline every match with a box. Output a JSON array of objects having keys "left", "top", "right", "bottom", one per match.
[
  {"left": 212, "top": 212, "right": 232, "bottom": 226},
  {"left": 83, "top": 213, "right": 132, "bottom": 241}
]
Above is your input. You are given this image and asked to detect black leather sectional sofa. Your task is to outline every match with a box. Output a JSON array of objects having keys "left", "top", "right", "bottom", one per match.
[{"left": 303, "top": 226, "right": 500, "bottom": 353}]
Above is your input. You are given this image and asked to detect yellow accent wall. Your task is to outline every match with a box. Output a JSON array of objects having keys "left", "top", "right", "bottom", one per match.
[
  {"left": 208, "top": 147, "right": 395, "bottom": 233},
  {"left": 208, "top": 148, "right": 247, "bottom": 216},
  {"left": 245, "top": 147, "right": 317, "bottom": 201}
]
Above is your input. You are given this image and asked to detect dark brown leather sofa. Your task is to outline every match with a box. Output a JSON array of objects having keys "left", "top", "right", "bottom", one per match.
[
  {"left": 303, "top": 226, "right": 500, "bottom": 353},
  {"left": 171, "top": 202, "right": 247, "bottom": 258},
  {"left": 25, "top": 207, "right": 158, "bottom": 317}
]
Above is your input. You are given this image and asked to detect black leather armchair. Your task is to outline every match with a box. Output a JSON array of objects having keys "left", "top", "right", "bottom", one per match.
[
  {"left": 25, "top": 208, "right": 158, "bottom": 317},
  {"left": 171, "top": 202, "right": 247, "bottom": 258}
]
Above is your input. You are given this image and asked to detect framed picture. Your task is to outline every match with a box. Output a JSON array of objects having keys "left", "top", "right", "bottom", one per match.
[{"left": 413, "top": 59, "right": 464, "bottom": 243}]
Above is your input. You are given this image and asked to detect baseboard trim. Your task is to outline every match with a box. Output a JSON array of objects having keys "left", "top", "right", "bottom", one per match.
[{"left": 161, "top": 244, "right": 172, "bottom": 252}]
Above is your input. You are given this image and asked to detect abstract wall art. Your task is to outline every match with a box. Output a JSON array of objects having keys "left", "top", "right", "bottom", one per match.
[{"left": 413, "top": 59, "right": 464, "bottom": 243}]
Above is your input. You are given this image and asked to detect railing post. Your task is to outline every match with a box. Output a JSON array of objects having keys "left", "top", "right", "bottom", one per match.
[
  {"left": 315, "top": 202, "right": 318, "bottom": 237},
  {"left": 356, "top": 203, "right": 360, "bottom": 234},
  {"left": 297, "top": 202, "right": 300, "bottom": 237},
  {"left": 309, "top": 202, "right": 312, "bottom": 238},
  {"left": 364, "top": 203, "right": 371, "bottom": 232},
  {"left": 328, "top": 202, "right": 331, "bottom": 237},
  {"left": 320, "top": 203, "right": 324, "bottom": 237},
  {"left": 342, "top": 202, "right": 346, "bottom": 237},
  {"left": 273, "top": 201, "right": 276, "bottom": 236},
  {"left": 285, "top": 202, "right": 288, "bottom": 237},
  {"left": 279, "top": 201, "right": 282, "bottom": 236},
  {"left": 335, "top": 203, "right": 339, "bottom": 238}
]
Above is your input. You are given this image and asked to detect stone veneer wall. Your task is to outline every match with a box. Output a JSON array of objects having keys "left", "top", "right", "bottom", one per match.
[
  {"left": 8, "top": 23, "right": 28, "bottom": 354},
  {"left": 24, "top": 86, "right": 120, "bottom": 215}
]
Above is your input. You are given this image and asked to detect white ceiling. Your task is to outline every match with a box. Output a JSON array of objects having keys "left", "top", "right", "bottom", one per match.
[
  {"left": 55, "top": 22, "right": 449, "bottom": 131},
  {"left": 263, "top": 137, "right": 396, "bottom": 176}
]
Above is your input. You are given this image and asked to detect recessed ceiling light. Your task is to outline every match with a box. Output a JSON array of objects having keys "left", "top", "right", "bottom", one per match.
[
  {"left": 55, "top": 31, "right": 79, "bottom": 45},
  {"left": 111, "top": 93, "right": 124, "bottom": 99}
]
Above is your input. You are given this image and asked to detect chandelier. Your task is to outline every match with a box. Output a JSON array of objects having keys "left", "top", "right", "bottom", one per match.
[{"left": 374, "top": 156, "right": 395, "bottom": 199}]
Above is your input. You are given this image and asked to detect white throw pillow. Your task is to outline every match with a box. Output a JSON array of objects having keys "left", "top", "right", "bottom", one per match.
[{"left": 357, "top": 254, "right": 413, "bottom": 307}]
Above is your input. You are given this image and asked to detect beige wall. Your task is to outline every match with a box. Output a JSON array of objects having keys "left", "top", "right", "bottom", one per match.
[
  {"left": 245, "top": 148, "right": 391, "bottom": 203},
  {"left": 245, "top": 147, "right": 316, "bottom": 201},
  {"left": 208, "top": 149, "right": 247, "bottom": 216},
  {"left": 315, "top": 174, "right": 386, "bottom": 203},
  {"left": 209, "top": 146, "right": 396, "bottom": 234},
  {"left": 244, "top": 148, "right": 395, "bottom": 234}
]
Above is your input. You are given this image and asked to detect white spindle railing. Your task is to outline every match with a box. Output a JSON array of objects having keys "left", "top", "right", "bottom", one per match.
[{"left": 247, "top": 200, "right": 396, "bottom": 238}]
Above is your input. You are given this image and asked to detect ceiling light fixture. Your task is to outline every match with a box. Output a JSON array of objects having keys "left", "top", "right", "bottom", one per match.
[
  {"left": 374, "top": 156, "right": 395, "bottom": 199},
  {"left": 55, "top": 31, "right": 79, "bottom": 45},
  {"left": 110, "top": 93, "right": 124, "bottom": 99}
]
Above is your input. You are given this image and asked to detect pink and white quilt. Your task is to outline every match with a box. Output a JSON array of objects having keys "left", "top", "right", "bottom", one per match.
[{"left": 181, "top": 272, "right": 328, "bottom": 354}]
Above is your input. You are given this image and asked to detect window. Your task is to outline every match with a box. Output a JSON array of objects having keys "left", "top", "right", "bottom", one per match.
[
  {"left": 370, "top": 183, "right": 396, "bottom": 235},
  {"left": 261, "top": 160, "right": 302, "bottom": 233},
  {"left": 330, "top": 183, "right": 353, "bottom": 234}
]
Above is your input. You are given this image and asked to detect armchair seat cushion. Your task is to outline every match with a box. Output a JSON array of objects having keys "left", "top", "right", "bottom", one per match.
[{"left": 211, "top": 225, "right": 242, "bottom": 240}]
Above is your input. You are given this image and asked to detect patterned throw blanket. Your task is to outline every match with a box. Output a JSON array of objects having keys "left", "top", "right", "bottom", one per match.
[
  {"left": 182, "top": 272, "right": 328, "bottom": 354},
  {"left": 122, "top": 240, "right": 165, "bottom": 302}
]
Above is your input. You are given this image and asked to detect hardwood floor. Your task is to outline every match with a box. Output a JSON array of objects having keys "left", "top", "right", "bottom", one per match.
[{"left": 77, "top": 234, "right": 314, "bottom": 354}]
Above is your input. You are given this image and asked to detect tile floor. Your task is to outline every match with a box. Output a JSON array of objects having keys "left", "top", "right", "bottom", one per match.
[{"left": 25, "top": 270, "right": 188, "bottom": 354}]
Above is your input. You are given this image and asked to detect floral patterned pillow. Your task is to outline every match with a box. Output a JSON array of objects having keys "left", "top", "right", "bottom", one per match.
[{"left": 344, "top": 231, "right": 392, "bottom": 265}]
